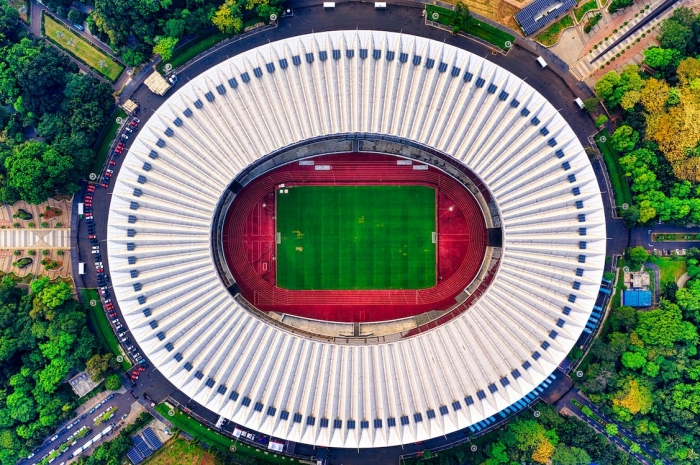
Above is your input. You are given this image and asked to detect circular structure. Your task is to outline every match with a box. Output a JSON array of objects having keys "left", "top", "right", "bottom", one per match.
[
  {"left": 107, "top": 31, "right": 605, "bottom": 449},
  {"left": 219, "top": 151, "right": 490, "bottom": 325}
]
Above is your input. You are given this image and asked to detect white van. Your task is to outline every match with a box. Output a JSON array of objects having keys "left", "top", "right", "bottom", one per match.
[
  {"left": 574, "top": 97, "right": 585, "bottom": 109},
  {"left": 536, "top": 56, "right": 547, "bottom": 68},
  {"left": 323, "top": 2, "right": 335, "bottom": 7}
]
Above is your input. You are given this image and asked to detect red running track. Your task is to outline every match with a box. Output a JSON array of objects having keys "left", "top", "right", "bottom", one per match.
[{"left": 222, "top": 153, "right": 488, "bottom": 323}]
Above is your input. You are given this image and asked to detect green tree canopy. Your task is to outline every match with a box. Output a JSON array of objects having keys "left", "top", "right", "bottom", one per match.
[{"left": 4, "top": 142, "right": 75, "bottom": 204}]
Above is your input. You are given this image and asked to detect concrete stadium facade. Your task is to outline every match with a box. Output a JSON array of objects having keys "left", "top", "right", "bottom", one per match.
[{"left": 106, "top": 30, "right": 606, "bottom": 449}]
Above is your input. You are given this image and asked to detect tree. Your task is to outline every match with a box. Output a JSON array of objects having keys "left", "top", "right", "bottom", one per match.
[
  {"left": 621, "top": 351, "right": 646, "bottom": 370},
  {"left": 551, "top": 444, "right": 591, "bottom": 465},
  {"left": 627, "top": 246, "right": 649, "bottom": 268},
  {"left": 85, "top": 353, "right": 117, "bottom": 381},
  {"left": 212, "top": 3, "right": 243, "bottom": 34},
  {"left": 163, "top": 18, "right": 186, "bottom": 38},
  {"left": 605, "top": 423, "right": 619, "bottom": 436},
  {"left": 611, "top": 306, "right": 637, "bottom": 332},
  {"left": 595, "top": 114, "right": 608, "bottom": 127},
  {"left": 152, "top": 36, "right": 178, "bottom": 61},
  {"left": 611, "top": 125, "right": 639, "bottom": 153},
  {"left": 4, "top": 142, "right": 76, "bottom": 204},
  {"left": 450, "top": 1, "right": 472, "bottom": 33},
  {"left": 636, "top": 300, "right": 697, "bottom": 347},
  {"left": 120, "top": 48, "right": 146, "bottom": 66},
  {"left": 104, "top": 373, "right": 122, "bottom": 391},
  {"left": 0, "top": 4, "right": 21, "bottom": 45},
  {"left": 67, "top": 9, "right": 86, "bottom": 25},
  {"left": 582, "top": 97, "right": 598, "bottom": 113},
  {"left": 630, "top": 443, "right": 641, "bottom": 453},
  {"left": 644, "top": 47, "right": 681, "bottom": 70},
  {"left": 532, "top": 439, "right": 555, "bottom": 464},
  {"left": 658, "top": 19, "right": 694, "bottom": 55}
]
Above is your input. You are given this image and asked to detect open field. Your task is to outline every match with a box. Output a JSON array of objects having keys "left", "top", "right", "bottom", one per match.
[
  {"left": 154, "top": 404, "right": 298, "bottom": 464},
  {"left": 144, "top": 438, "right": 214, "bottom": 465},
  {"left": 82, "top": 289, "right": 131, "bottom": 370},
  {"left": 43, "top": 13, "right": 124, "bottom": 82},
  {"left": 276, "top": 185, "right": 436, "bottom": 290},
  {"left": 439, "top": 0, "right": 523, "bottom": 31},
  {"left": 655, "top": 257, "right": 687, "bottom": 289}
]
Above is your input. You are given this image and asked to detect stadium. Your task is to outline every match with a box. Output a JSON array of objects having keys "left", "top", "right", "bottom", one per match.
[{"left": 106, "top": 30, "right": 606, "bottom": 450}]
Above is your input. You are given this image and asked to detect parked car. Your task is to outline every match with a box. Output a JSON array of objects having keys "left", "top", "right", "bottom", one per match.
[
  {"left": 73, "top": 23, "right": 84, "bottom": 31},
  {"left": 109, "top": 160, "right": 116, "bottom": 166}
]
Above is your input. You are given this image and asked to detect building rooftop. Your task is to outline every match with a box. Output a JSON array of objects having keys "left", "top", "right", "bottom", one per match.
[{"left": 515, "top": 0, "right": 576, "bottom": 36}]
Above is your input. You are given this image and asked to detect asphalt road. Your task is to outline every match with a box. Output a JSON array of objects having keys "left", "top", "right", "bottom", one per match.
[
  {"left": 555, "top": 388, "right": 671, "bottom": 465},
  {"left": 24, "top": 390, "right": 133, "bottom": 465},
  {"left": 66, "top": 4, "right": 643, "bottom": 465}
]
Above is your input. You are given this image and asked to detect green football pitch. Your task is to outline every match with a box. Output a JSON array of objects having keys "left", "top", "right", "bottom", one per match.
[{"left": 275, "top": 185, "right": 436, "bottom": 290}]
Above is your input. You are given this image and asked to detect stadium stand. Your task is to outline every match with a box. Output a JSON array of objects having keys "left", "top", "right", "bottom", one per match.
[{"left": 107, "top": 31, "right": 606, "bottom": 449}]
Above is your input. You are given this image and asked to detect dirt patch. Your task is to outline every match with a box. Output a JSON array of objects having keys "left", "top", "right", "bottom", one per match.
[
  {"left": 43, "top": 207, "right": 63, "bottom": 219},
  {"left": 198, "top": 453, "right": 216, "bottom": 465},
  {"left": 442, "top": 0, "right": 522, "bottom": 30}
]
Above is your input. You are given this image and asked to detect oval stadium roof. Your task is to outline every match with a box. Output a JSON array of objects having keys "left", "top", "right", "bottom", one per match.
[{"left": 106, "top": 30, "right": 606, "bottom": 449}]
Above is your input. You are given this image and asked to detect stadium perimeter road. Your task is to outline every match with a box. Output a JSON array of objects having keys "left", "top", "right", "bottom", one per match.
[{"left": 74, "top": 4, "right": 630, "bottom": 464}]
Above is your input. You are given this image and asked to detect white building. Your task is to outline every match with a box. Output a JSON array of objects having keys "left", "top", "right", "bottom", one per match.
[{"left": 106, "top": 30, "right": 606, "bottom": 449}]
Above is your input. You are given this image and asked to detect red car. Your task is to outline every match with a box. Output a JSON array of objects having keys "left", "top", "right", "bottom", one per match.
[
  {"left": 130, "top": 121, "right": 138, "bottom": 128},
  {"left": 108, "top": 312, "right": 116, "bottom": 318},
  {"left": 87, "top": 186, "right": 96, "bottom": 192},
  {"left": 138, "top": 366, "right": 146, "bottom": 372},
  {"left": 100, "top": 183, "right": 109, "bottom": 189},
  {"left": 109, "top": 160, "right": 116, "bottom": 166}
]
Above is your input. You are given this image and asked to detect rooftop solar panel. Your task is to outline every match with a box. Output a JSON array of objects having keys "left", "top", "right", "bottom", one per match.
[{"left": 515, "top": 0, "right": 576, "bottom": 35}]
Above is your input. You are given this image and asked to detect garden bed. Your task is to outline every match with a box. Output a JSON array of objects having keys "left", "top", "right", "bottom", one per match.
[
  {"left": 574, "top": 0, "right": 599, "bottom": 22},
  {"left": 653, "top": 233, "right": 700, "bottom": 242},
  {"left": 535, "top": 14, "right": 574, "bottom": 46}
]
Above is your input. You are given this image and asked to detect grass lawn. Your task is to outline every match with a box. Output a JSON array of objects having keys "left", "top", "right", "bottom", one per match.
[
  {"left": 144, "top": 437, "right": 214, "bottom": 465},
  {"left": 154, "top": 404, "right": 297, "bottom": 464},
  {"left": 43, "top": 13, "right": 124, "bottom": 82},
  {"left": 157, "top": 19, "right": 264, "bottom": 73},
  {"left": 655, "top": 257, "right": 687, "bottom": 289},
  {"left": 82, "top": 289, "right": 131, "bottom": 370},
  {"left": 425, "top": 5, "right": 515, "bottom": 51},
  {"left": 596, "top": 129, "right": 632, "bottom": 207},
  {"left": 158, "top": 32, "right": 233, "bottom": 73},
  {"left": 91, "top": 108, "right": 127, "bottom": 176},
  {"left": 276, "top": 186, "right": 436, "bottom": 290},
  {"left": 535, "top": 14, "right": 574, "bottom": 46},
  {"left": 574, "top": 0, "right": 599, "bottom": 22}
]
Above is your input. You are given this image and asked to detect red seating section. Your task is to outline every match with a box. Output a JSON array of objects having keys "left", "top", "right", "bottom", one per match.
[{"left": 222, "top": 153, "right": 488, "bottom": 323}]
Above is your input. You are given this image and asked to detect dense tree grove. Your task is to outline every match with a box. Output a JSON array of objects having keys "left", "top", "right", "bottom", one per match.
[
  {"left": 0, "top": 276, "right": 99, "bottom": 464},
  {"left": 594, "top": 7, "right": 700, "bottom": 225},
  {"left": 0, "top": 7, "right": 114, "bottom": 204},
  {"left": 73, "top": 0, "right": 285, "bottom": 63},
  {"left": 414, "top": 405, "right": 629, "bottom": 465},
  {"left": 576, "top": 251, "right": 700, "bottom": 463}
]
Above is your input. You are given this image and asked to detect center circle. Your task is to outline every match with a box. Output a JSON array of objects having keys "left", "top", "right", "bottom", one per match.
[{"left": 218, "top": 150, "right": 491, "bottom": 329}]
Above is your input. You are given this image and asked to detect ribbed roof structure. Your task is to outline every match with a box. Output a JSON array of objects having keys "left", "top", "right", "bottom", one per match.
[{"left": 106, "top": 30, "right": 606, "bottom": 449}]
